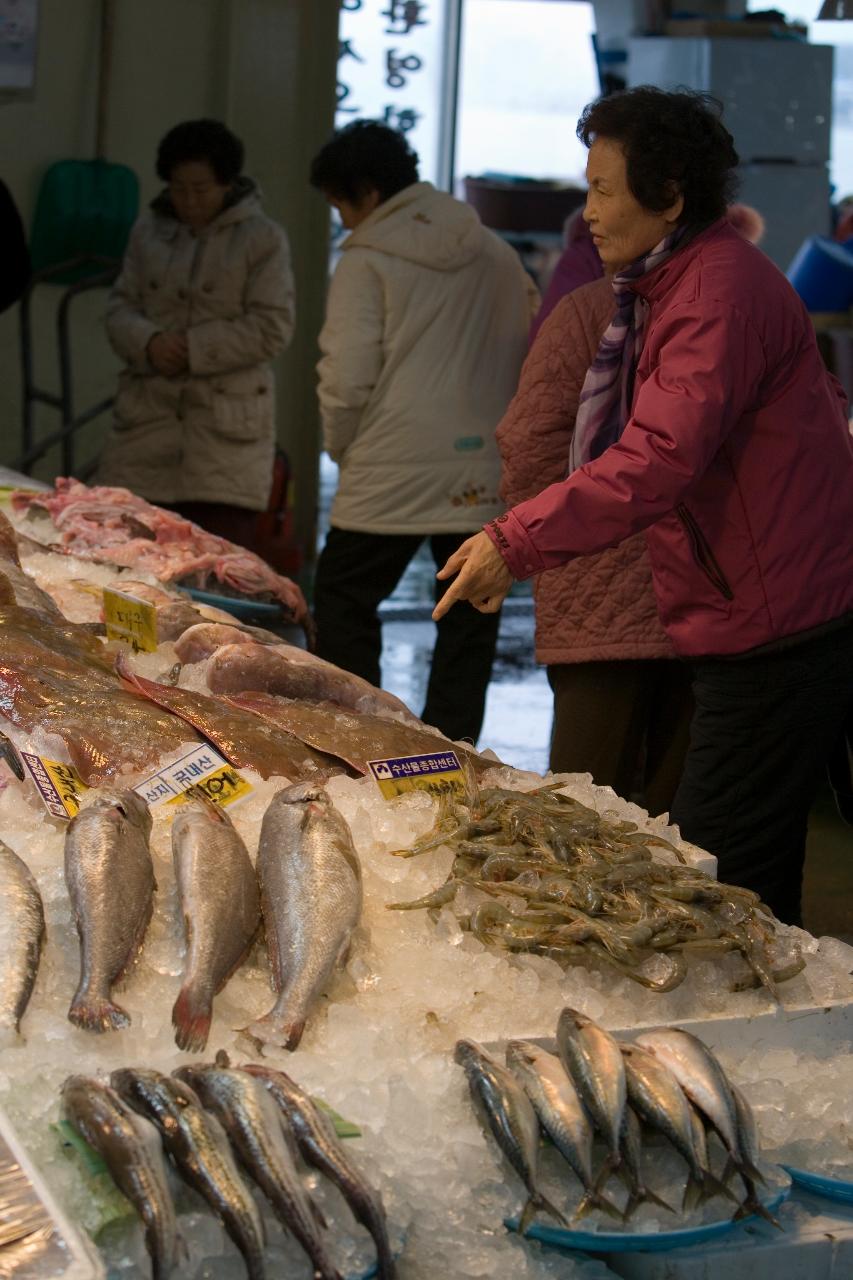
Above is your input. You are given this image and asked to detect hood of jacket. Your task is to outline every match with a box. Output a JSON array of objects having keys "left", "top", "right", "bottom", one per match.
[
  {"left": 343, "top": 181, "right": 486, "bottom": 271},
  {"left": 149, "top": 175, "right": 261, "bottom": 234}
]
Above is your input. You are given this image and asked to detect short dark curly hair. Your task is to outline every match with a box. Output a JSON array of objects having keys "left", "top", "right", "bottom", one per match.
[
  {"left": 577, "top": 87, "right": 739, "bottom": 226},
  {"left": 156, "top": 119, "right": 244, "bottom": 185},
  {"left": 309, "top": 120, "right": 419, "bottom": 204}
]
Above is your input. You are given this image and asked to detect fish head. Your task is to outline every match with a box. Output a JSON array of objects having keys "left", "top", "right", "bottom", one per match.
[
  {"left": 505, "top": 1039, "right": 541, "bottom": 1074},
  {"left": 84, "top": 788, "right": 152, "bottom": 837},
  {"left": 172, "top": 785, "right": 234, "bottom": 828}
]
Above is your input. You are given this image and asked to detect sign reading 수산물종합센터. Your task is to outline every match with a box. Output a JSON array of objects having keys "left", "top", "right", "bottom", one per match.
[
  {"left": 368, "top": 750, "right": 466, "bottom": 800},
  {"left": 336, "top": 0, "right": 449, "bottom": 187}
]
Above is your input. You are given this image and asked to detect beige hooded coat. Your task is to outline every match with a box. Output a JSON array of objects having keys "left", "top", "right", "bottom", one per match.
[
  {"left": 99, "top": 182, "right": 294, "bottom": 511},
  {"left": 318, "top": 181, "right": 538, "bottom": 535}
]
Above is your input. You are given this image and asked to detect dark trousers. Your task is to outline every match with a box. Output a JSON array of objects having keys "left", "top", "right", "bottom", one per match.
[
  {"left": 548, "top": 659, "right": 693, "bottom": 818},
  {"left": 670, "top": 621, "right": 853, "bottom": 926},
  {"left": 313, "top": 527, "right": 501, "bottom": 743}
]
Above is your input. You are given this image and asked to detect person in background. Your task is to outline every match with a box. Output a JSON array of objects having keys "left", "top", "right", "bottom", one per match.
[
  {"left": 509, "top": 199, "right": 768, "bottom": 813},
  {"left": 309, "top": 121, "right": 538, "bottom": 744},
  {"left": 500, "top": 274, "right": 692, "bottom": 815},
  {"left": 528, "top": 210, "right": 603, "bottom": 346},
  {"left": 99, "top": 119, "right": 295, "bottom": 549},
  {"left": 433, "top": 87, "right": 853, "bottom": 924}
]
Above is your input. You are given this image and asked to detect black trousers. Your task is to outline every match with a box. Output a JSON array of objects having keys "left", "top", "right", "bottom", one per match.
[
  {"left": 670, "top": 620, "right": 853, "bottom": 926},
  {"left": 313, "top": 527, "right": 501, "bottom": 744}
]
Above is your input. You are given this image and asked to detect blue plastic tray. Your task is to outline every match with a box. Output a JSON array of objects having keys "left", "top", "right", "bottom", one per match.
[
  {"left": 784, "top": 1166, "right": 853, "bottom": 1204},
  {"left": 504, "top": 1182, "right": 790, "bottom": 1254},
  {"left": 185, "top": 587, "right": 283, "bottom": 620}
]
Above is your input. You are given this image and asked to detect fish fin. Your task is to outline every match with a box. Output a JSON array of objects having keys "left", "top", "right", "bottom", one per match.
[
  {"left": 740, "top": 1159, "right": 767, "bottom": 1188},
  {"left": 681, "top": 1173, "right": 701, "bottom": 1214},
  {"left": 68, "top": 993, "right": 130, "bottom": 1033},
  {"left": 241, "top": 1011, "right": 305, "bottom": 1053},
  {"left": 702, "top": 1168, "right": 740, "bottom": 1205},
  {"left": 625, "top": 1188, "right": 677, "bottom": 1220},
  {"left": 172, "top": 985, "right": 212, "bottom": 1053},
  {"left": 308, "top": 1195, "right": 327, "bottom": 1231},
  {"left": 721, "top": 1155, "right": 738, "bottom": 1186},
  {"left": 214, "top": 1049, "right": 231, "bottom": 1068},
  {"left": 734, "top": 1193, "right": 783, "bottom": 1231},
  {"left": 534, "top": 1191, "right": 569, "bottom": 1230},
  {"left": 518, "top": 1197, "right": 538, "bottom": 1236},
  {"left": 573, "top": 1190, "right": 624, "bottom": 1224}
]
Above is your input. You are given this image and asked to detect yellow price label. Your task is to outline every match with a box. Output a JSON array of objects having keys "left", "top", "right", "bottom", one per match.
[
  {"left": 21, "top": 753, "right": 88, "bottom": 819},
  {"left": 103, "top": 588, "right": 158, "bottom": 652},
  {"left": 167, "top": 764, "right": 253, "bottom": 810}
]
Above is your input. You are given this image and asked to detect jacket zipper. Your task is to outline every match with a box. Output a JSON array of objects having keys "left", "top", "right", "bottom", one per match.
[{"left": 676, "top": 504, "right": 734, "bottom": 600}]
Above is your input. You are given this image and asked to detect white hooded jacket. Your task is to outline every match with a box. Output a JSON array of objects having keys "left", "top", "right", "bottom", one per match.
[{"left": 317, "top": 182, "right": 538, "bottom": 534}]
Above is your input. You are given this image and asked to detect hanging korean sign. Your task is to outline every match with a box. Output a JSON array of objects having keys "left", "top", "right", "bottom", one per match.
[{"left": 336, "top": 1, "right": 454, "bottom": 186}]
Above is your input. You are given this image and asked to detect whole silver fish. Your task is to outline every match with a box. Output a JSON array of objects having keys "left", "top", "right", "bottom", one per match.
[
  {"left": 62, "top": 1075, "right": 177, "bottom": 1280},
  {"left": 175, "top": 1062, "right": 342, "bottom": 1280},
  {"left": 455, "top": 1038, "right": 567, "bottom": 1234},
  {"left": 0, "top": 839, "right": 45, "bottom": 1041},
  {"left": 65, "top": 789, "right": 154, "bottom": 1032},
  {"left": 242, "top": 1063, "right": 396, "bottom": 1280},
  {"left": 556, "top": 1007, "right": 626, "bottom": 1165},
  {"left": 111, "top": 1068, "right": 266, "bottom": 1280},
  {"left": 244, "top": 782, "right": 362, "bottom": 1051},
  {"left": 728, "top": 1083, "right": 780, "bottom": 1228},
  {"left": 620, "top": 1042, "right": 732, "bottom": 1205},
  {"left": 171, "top": 789, "right": 261, "bottom": 1051},
  {"left": 635, "top": 1029, "right": 747, "bottom": 1172},
  {"left": 506, "top": 1039, "right": 621, "bottom": 1222}
]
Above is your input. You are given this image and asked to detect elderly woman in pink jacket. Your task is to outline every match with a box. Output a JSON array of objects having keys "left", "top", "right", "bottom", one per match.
[{"left": 435, "top": 87, "right": 853, "bottom": 926}]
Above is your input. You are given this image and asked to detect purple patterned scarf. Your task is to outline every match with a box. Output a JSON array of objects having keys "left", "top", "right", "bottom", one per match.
[{"left": 569, "top": 226, "right": 686, "bottom": 472}]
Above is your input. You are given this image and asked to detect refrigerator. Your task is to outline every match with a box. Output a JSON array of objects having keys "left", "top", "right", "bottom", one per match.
[{"left": 627, "top": 37, "right": 834, "bottom": 270}]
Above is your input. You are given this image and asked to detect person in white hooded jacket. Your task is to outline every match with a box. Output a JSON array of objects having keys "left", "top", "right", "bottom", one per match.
[{"left": 310, "top": 121, "right": 537, "bottom": 743}]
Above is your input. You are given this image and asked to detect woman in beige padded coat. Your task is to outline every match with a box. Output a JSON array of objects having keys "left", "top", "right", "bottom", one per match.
[{"left": 98, "top": 119, "right": 295, "bottom": 548}]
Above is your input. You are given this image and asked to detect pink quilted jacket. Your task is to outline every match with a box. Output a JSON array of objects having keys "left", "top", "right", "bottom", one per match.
[{"left": 496, "top": 277, "right": 674, "bottom": 665}]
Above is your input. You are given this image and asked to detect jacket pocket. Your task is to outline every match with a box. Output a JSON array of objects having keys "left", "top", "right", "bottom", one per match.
[
  {"left": 210, "top": 369, "right": 273, "bottom": 443},
  {"left": 676, "top": 504, "right": 734, "bottom": 601}
]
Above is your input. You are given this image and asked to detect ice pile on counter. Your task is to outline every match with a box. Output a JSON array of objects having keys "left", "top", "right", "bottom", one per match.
[{"left": 0, "top": 764, "right": 850, "bottom": 1278}]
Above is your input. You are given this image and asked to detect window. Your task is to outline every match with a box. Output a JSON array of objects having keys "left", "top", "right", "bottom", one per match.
[{"left": 454, "top": 0, "right": 599, "bottom": 185}]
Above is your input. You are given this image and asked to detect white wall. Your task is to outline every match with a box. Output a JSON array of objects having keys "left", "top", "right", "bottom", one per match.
[{"left": 0, "top": 0, "right": 338, "bottom": 560}]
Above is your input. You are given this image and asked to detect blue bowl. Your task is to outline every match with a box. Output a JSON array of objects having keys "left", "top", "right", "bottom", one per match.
[
  {"left": 787, "top": 235, "right": 853, "bottom": 312},
  {"left": 784, "top": 1166, "right": 853, "bottom": 1204},
  {"left": 184, "top": 586, "right": 283, "bottom": 621},
  {"left": 504, "top": 1181, "right": 791, "bottom": 1254}
]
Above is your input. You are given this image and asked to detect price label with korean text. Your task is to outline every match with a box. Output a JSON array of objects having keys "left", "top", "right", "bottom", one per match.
[
  {"left": 103, "top": 588, "right": 158, "bottom": 652},
  {"left": 21, "top": 753, "right": 88, "bottom": 820},
  {"left": 368, "top": 750, "right": 465, "bottom": 801},
  {"left": 134, "top": 745, "right": 252, "bottom": 811}
]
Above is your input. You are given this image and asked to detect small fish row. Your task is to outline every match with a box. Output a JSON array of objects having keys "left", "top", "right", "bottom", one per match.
[
  {"left": 394, "top": 781, "right": 803, "bottom": 999},
  {"left": 456, "top": 1008, "right": 777, "bottom": 1237},
  {"left": 62, "top": 1055, "right": 395, "bottom": 1280},
  {"left": 0, "top": 778, "right": 361, "bottom": 1053}
]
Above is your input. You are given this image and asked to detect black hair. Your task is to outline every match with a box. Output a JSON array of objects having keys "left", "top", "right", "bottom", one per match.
[
  {"left": 156, "top": 119, "right": 244, "bottom": 185},
  {"left": 309, "top": 120, "right": 419, "bottom": 204},
  {"left": 577, "top": 87, "right": 739, "bottom": 226}
]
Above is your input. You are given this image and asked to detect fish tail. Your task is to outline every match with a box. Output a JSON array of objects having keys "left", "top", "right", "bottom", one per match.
[
  {"left": 701, "top": 1168, "right": 740, "bottom": 1205},
  {"left": 573, "top": 1189, "right": 625, "bottom": 1223},
  {"left": 532, "top": 1190, "right": 569, "bottom": 1230},
  {"left": 68, "top": 990, "right": 130, "bottom": 1033},
  {"left": 734, "top": 1191, "right": 783, "bottom": 1232},
  {"left": 625, "top": 1187, "right": 677, "bottom": 1219},
  {"left": 172, "top": 984, "right": 212, "bottom": 1052},
  {"left": 241, "top": 1010, "right": 306, "bottom": 1052}
]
